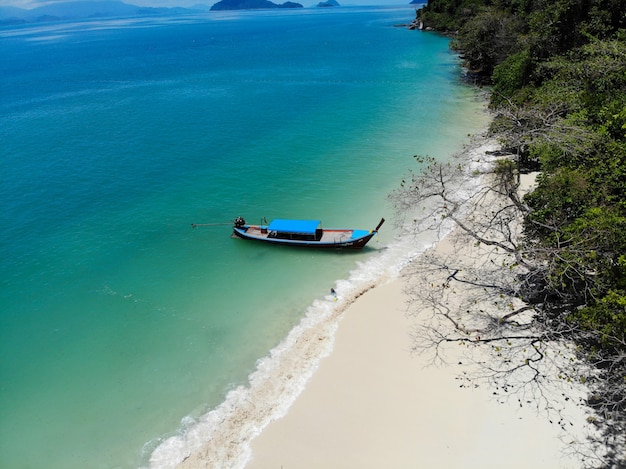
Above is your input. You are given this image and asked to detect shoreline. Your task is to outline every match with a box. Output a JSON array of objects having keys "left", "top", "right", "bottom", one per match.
[
  {"left": 242, "top": 168, "right": 592, "bottom": 469},
  {"left": 148, "top": 133, "right": 474, "bottom": 468},
  {"left": 160, "top": 133, "right": 592, "bottom": 468}
]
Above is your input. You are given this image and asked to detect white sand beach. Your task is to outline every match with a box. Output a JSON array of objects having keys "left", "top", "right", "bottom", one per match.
[{"left": 243, "top": 173, "right": 591, "bottom": 469}]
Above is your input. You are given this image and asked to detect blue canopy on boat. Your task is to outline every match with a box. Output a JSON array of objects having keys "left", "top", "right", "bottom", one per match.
[{"left": 268, "top": 219, "right": 321, "bottom": 234}]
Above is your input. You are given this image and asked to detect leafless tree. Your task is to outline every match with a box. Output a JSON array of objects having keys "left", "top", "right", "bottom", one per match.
[
  {"left": 391, "top": 140, "right": 624, "bottom": 467},
  {"left": 489, "top": 95, "right": 599, "bottom": 174}
]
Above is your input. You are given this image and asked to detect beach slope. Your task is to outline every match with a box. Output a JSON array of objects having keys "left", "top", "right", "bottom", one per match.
[{"left": 244, "top": 174, "right": 589, "bottom": 469}]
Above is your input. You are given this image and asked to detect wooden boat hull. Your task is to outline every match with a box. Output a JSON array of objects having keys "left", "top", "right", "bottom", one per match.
[
  {"left": 232, "top": 227, "right": 376, "bottom": 249},
  {"left": 231, "top": 218, "right": 384, "bottom": 249}
]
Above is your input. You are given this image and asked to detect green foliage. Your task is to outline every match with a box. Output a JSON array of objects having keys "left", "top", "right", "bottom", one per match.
[
  {"left": 598, "top": 102, "right": 626, "bottom": 141},
  {"left": 421, "top": 0, "right": 626, "bottom": 322},
  {"left": 415, "top": 0, "right": 626, "bottom": 459},
  {"left": 524, "top": 168, "right": 590, "bottom": 234},
  {"left": 418, "top": 0, "right": 488, "bottom": 31},
  {"left": 579, "top": 0, "right": 626, "bottom": 39},
  {"left": 418, "top": 0, "right": 626, "bottom": 85},
  {"left": 561, "top": 208, "right": 626, "bottom": 289},
  {"left": 559, "top": 40, "right": 626, "bottom": 123},
  {"left": 527, "top": 142, "right": 567, "bottom": 170},
  {"left": 575, "top": 290, "right": 626, "bottom": 347},
  {"left": 492, "top": 49, "right": 533, "bottom": 103},
  {"left": 456, "top": 8, "right": 524, "bottom": 77}
]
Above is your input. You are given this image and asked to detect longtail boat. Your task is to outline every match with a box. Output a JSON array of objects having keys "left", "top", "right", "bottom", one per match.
[{"left": 232, "top": 217, "right": 384, "bottom": 249}]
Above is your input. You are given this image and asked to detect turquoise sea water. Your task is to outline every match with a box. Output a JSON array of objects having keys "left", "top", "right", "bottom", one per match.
[{"left": 0, "top": 7, "right": 488, "bottom": 468}]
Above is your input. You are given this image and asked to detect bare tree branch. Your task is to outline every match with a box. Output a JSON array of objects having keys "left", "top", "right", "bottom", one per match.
[{"left": 391, "top": 139, "right": 623, "bottom": 466}]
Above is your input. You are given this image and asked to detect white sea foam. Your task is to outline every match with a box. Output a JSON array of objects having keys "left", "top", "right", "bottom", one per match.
[
  {"left": 144, "top": 135, "right": 500, "bottom": 469},
  {"left": 144, "top": 241, "right": 423, "bottom": 469}
]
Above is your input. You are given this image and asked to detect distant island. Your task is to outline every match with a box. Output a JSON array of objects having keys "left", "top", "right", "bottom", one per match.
[
  {"left": 210, "top": 0, "right": 302, "bottom": 10},
  {"left": 0, "top": 0, "right": 357, "bottom": 25},
  {"left": 0, "top": 0, "right": 310, "bottom": 24},
  {"left": 316, "top": 0, "right": 340, "bottom": 6},
  {"left": 0, "top": 1, "right": 208, "bottom": 25}
]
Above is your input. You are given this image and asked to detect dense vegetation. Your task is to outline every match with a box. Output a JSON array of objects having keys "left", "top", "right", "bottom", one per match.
[{"left": 417, "top": 0, "right": 626, "bottom": 464}]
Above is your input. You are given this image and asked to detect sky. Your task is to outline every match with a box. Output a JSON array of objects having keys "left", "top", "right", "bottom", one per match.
[{"left": 0, "top": 0, "right": 413, "bottom": 9}]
